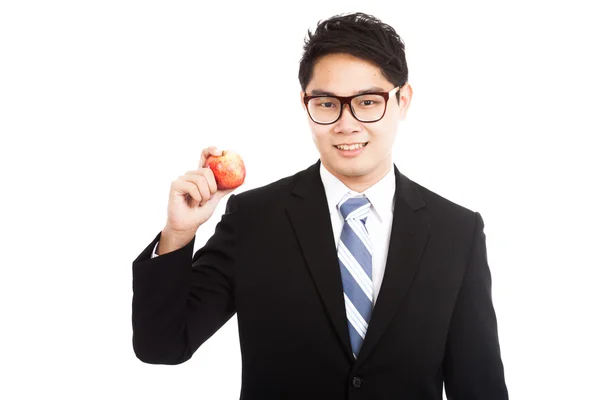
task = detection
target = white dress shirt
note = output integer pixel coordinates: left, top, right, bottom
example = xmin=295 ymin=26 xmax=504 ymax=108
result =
xmin=151 ymin=163 xmax=396 ymax=305
xmin=319 ymin=163 xmax=396 ymax=305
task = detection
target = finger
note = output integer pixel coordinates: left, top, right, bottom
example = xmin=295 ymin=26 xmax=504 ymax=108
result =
xmin=195 ymin=176 xmax=212 ymax=205
xmin=172 ymin=180 xmax=202 ymax=205
xmin=179 ymin=175 xmax=211 ymax=205
xmin=184 ymin=168 xmax=218 ymax=195
xmin=200 ymin=146 xmax=223 ymax=168
xmin=200 ymin=168 xmax=218 ymax=195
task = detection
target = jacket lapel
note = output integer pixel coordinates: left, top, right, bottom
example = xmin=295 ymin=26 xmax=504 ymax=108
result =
xmin=354 ymin=166 xmax=431 ymax=368
xmin=285 ymin=160 xmax=354 ymax=361
xmin=285 ymin=161 xmax=431 ymax=366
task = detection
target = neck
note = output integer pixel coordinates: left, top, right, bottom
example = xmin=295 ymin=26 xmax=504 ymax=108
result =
xmin=324 ymin=159 xmax=393 ymax=193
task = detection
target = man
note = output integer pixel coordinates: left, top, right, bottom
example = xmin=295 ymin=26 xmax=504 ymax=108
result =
xmin=132 ymin=12 xmax=509 ymax=399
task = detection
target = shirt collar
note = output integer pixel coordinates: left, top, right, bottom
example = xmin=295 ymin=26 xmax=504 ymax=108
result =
xmin=319 ymin=162 xmax=396 ymax=221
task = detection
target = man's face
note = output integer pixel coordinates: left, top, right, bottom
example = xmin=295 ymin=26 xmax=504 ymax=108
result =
xmin=301 ymin=53 xmax=412 ymax=188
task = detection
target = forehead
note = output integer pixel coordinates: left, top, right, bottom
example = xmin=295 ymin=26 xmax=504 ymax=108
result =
xmin=306 ymin=53 xmax=392 ymax=95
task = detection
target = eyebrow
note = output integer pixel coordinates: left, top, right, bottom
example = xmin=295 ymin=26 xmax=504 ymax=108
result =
xmin=308 ymin=87 xmax=386 ymax=96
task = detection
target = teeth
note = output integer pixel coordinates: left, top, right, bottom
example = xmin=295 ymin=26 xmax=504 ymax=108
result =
xmin=336 ymin=143 xmax=366 ymax=151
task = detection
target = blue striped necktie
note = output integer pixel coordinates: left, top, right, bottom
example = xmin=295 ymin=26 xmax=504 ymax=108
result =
xmin=337 ymin=195 xmax=373 ymax=359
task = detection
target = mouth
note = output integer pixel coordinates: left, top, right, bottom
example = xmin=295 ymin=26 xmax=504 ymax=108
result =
xmin=333 ymin=142 xmax=368 ymax=151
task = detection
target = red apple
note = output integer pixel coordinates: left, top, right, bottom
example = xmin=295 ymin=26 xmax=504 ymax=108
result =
xmin=206 ymin=150 xmax=246 ymax=190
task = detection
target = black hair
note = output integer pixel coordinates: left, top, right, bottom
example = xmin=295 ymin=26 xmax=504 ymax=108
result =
xmin=298 ymin=12 xmax=408 ymax=103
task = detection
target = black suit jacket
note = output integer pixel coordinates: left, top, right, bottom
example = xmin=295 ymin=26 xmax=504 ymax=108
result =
xmin=132 ymin=161 xmax=508 ymax=399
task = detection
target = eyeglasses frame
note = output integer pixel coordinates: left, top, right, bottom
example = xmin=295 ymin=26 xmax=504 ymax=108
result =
xmin=303 ymin=86 xmax=402 ymax=125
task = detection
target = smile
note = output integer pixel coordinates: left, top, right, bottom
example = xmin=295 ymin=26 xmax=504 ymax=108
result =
xmin=334 ymin=142 xmax=368 ymax=151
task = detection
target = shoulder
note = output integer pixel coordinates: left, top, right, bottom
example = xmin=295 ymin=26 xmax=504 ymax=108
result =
xmin=415 ymin=180 xmax=474 ymax=215
xmin=230 ymin=164 xmax=313 ymax=209
xmin=403 ymin=174 xmax=481 ymax=232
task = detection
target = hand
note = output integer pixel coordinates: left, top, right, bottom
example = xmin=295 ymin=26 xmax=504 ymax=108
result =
xmin=164 ymin=146 xmax=235 ymax=235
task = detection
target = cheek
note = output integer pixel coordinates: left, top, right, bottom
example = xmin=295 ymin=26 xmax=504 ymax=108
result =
xmin=311 ymin=126 xmax=331 ymax=145
xmin=369 ymin=125 xmax=397 ymax=149
xmin=376 ymin=115 xmax=400 ymax=139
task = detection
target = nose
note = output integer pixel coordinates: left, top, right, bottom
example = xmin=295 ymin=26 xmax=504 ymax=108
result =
xmin=336 ymin=104 xmax=361 ymax=133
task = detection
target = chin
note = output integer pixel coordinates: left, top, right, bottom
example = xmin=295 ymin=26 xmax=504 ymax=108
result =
xmin=330 ymin=162 xmax=372 ymax=178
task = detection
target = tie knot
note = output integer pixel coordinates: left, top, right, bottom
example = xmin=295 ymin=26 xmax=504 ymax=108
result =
xmin=338 ymin=195 xmax=371 ymax=221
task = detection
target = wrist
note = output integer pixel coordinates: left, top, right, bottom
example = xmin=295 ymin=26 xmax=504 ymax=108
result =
xmin=158 ymin=226 xmax=196 ymax=255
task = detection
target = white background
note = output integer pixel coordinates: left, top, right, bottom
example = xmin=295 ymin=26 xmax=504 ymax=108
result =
xmin=1 ymin=0 xmax=599 ymax=398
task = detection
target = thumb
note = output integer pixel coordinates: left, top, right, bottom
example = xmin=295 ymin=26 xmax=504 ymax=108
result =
xmin=211 ymin=188 xmax=235 ymax=203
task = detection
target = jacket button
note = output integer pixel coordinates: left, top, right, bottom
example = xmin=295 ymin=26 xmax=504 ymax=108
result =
xmin=351 ymin=376 xmax=363 ymax=388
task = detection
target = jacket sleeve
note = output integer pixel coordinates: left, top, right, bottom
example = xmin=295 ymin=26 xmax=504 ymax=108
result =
xmin=443 ymin=211 xmax=509 ymax=399
xmin=131 ymin=194 xmax=239 ymax=365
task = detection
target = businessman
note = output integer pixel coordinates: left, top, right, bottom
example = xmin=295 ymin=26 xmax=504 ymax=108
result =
xmin=132 ymin=12 xmax=509 ymax=399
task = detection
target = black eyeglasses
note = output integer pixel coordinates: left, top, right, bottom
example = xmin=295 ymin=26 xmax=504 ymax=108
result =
xmin=303 ymin=86 xmax=401 ymax=125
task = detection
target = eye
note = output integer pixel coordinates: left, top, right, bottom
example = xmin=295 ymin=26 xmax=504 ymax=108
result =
xmin=361 ymin=99 xmax=379 ymax=106
xmin=320 ymin=102 xmax=336 ymax=108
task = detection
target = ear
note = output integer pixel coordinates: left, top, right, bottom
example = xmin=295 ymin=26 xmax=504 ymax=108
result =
xmin=398 ymin=83 xmax=413 ymax=121
xmin=300 ymin=90 xmax=307 ymax=111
